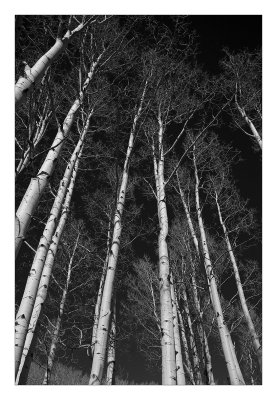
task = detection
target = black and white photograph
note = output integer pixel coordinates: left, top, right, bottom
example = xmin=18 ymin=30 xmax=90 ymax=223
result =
xmin=13 ymin=8 xmax=263 ymax=388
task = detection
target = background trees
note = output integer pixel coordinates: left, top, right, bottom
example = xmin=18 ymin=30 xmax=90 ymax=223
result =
xmin=15 ymin=15 xmax=262 ymax=385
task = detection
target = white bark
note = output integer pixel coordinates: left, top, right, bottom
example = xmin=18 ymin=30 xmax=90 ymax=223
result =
xmin=182 ymin=286 xmax=203 ymax=384
xmin=42 ymin=233 xmax=80 ymax=384
xmin=106 ymin=298 xmax=116 ymax=385
xmin=15 ymin=55 xmax=101 ymax=258
xmin=235 ymin=98 xmax=262 ymax=150
xmin=177 ymin=174 xmax=215 ymax=384
xmin=90 ymin=219 xmax=111 ymax=358
xmin=15 ymin=113 xmax=91 ymax=378
xmin=177 ymin=308 xmax=195 ymax=384
xmin=193 ymin=148 xmax=244 ymax=385
xmin=15 ymin=149 xmax=82 ymax=384
xmin=170 ymin=276 xmax=186 ymax=385
xmin=215 ymin=190 xmax=262 ymax=371
xmin=15 ymin=18 xmax=93 ymax=107
xmin=89 ymin=79 xmax=148 ymax=385
xmin=154 ymin=112 xmax=177 ymax=385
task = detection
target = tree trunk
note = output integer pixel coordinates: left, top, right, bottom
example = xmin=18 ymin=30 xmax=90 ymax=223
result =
xmin=90 ymin=218 xmax=111 ymax=358
xmin=177 ymin=308 xmax=195 ymax=384
xmin=152 ymin=112 xmax=177 ymax=385
xmin=235 ymin=99 xmax=262 ymax=150
xmin=193 ymin=147 xmax=244 ymax=385
xmin=42 ymin=233 xmax=80 ymax=384
xmin=15 ymin=18 xmax=92 ymax=107
xmin=15 ymin=148 xmax=82 ymax=383
xmin=215 ymin=190 xmax=262 ymax=372
xmin=106 ymin=298 xmax=116 ymax=385
xmin=89 ymin=79 xmax=148 ymax=385
xmin=15 ymin=54 xmax=101 ymax=258
xmin=15 ymin=112 xmax=91 ymax=378
xmin=170 ymin=274 xmax=186 ymax=384
xmin=177 ymin=174 xmax=215 ymax=384
xmin=182 ymin=285 xmax=203 ymax=384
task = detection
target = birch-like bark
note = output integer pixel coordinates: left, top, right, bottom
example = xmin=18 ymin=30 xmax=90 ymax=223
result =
xmin=182 ymin=286 xmax=203 ymax=384
xmin=153 ymin=112 xmax=177 ymax=385
xmin=90 ymin=219 xmax=111 ymax=358
xmin=42 ymin=233 xmax=80 ymax=384
xmin=193 ymin=147 xmax=244 ymax=385
xmin=15 ymin=113 xmax=91 ymax=378
xmin=15 ymin=17 xmax=94 ymax=107
xmin=177 ymin=173 xmax=215 ymax=384
xmin=177 ymin=308 xmax=195 ymax=384
xmin=215 ymin=190 xmax=262 ymax=371
xmin=235 ymin=97 xmax=262 ymax=150
xmin=15 ymin=54 xmax=101 ymax=258
xmin=89 ymin=79 xmax=148 ymax=385
xmin=170 ymin=276 xmax=186 ymax=385
xmin=15 ymin=149 xmax=82 ymax=384
xmin=106 ymin=298 xmax=116 ymax=385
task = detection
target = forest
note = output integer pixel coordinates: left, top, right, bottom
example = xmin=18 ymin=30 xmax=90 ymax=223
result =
xmin=15 ymin=15 xmax=262 ymax=385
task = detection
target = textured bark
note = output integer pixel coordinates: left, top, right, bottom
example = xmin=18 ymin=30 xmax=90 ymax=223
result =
xmin=106 ymin=298 xmax=116 ymax=385
xmin=154 ymin=113 xmax=177 ymax=385
xmin=42 ymin=233 xmax=80 ymax=384
xmin=177 ymin=308 xmax=195 ymax=384
xmin=170 ymin=275 xmax=186 ymax=384
xmin=215 ymin=190 xmax=262 ymax=372
xmin=15 ymin=149 xmax=82 ymax=383
xmin=235 ymin=98 xmax=262 ymax=150
xmin=182 ymin=286 xmax=203 ymax=384
xmin=15 ymin=18 xmax=93 ymax=107
xmin=193 ymin=147 xmax=244 ymax=385
xmin=15 ymin=114 xmax=91 ymax=378
xmin=177 ymin=174 xmax=215 ymax=384
xmin=90 ymin=219 xmax=111 ymax=358
xmin=15 ymin=55 xmax=101 ymax=258
xmin=89 ymin=80 xmax=148 ymax=385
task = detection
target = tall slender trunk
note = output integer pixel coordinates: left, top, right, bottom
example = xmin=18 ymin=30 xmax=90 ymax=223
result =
xmin=15 ymin=113 xmax=91 ymax=378
xmin=89 ymin=79 xmax=148 ymax=385
xmin=182 ymin=286 xmax=203 ymax=384
xmin=42 ymin=233 xmax=80 ymax=384
xmin=235 ymin=98 xmax=262 ymax=150
xmin=177 ymin=172 xmax=215 ymax=384
xmin=193 ymin=147 xmax=244 ymax=385
xmin=15 ymin=54 xmax=101 ymax=258
xmin=90 ymin=219 xmax=112 ymax=358
xmin=106 ymin=298 xmax=116 ymax=385
xmin=215 ymin=190 xmax=262 ymax=371
xmin=15 ymin=148 xmax=82 ymax=384
xmin=152 ymin=112 xmax=176 ymax=385
xmin=170 ymin=274 xmax=186 ymax=384
xmin=177 ymin=308 xmax=195 ymax=384
xmin=15 ymin=17 xmax=93 ymax=107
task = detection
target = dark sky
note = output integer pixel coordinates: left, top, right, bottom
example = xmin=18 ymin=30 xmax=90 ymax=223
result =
xmin=187 ymin=15 xmax=262 ymax=73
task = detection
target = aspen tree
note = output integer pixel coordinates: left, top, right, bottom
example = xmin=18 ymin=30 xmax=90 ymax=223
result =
xmin=176 ymin=172 xmax=215 ymax=384
xmin=170 ymin=274 xmax=186 ymax=384
xmin=182 ymin=285 xmax=202 ymax=384
xmin=15 ymin=146 xmax=83 ymax=384
xmin=214 ymin=189 xmax=262 ymax=371
xmin=106 ymin=298 xmax=116 ymax=385
xmin=15 ymin=112 xmax=92 ymax=378
xmin=15 ymin=15 xmax=97 ymax=107
xmin=89 ymin=78 xmax=149 ymax=385
xmin=43 ymin=232 xmax=80 ymax=384
xmin=176 ymin=307 xmax=195 ymax=384
xmin=193 ymin=146 xmax=245 ymax=385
